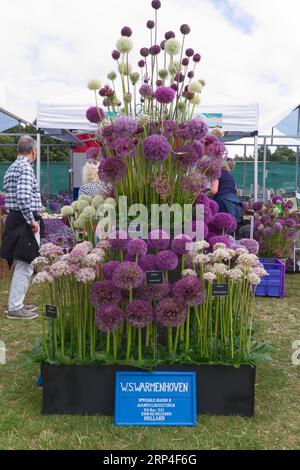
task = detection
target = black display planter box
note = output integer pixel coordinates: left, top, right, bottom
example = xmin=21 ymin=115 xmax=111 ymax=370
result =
xmin=41 ymin=363 xmax=256 ymax=418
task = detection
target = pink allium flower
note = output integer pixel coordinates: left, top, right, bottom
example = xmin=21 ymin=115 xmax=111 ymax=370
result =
xmin=32 ymin=272 xmax=54 ymax=285
xmin=75 ymin=268 xmax=96 ymax=283
xmin=49 ymin=262 xmax=72 ymax=278
xmin=113 ymin=116 xmax=138 ymax=137
xmin=127 ymin=239 xmax=148 ymax=257
xmin=98 ymin=157 xmax=126 ymax=183
xmin=172 ymin=234 xmax=193 ymax=255
xmin=112 ymin=262 xmax=144 ymax=290
xmin=186 ymin=118 xmax=208 ymax=139
xmin=156 ymin=298 xmax=186 ymax=327
xmin=125 ymin=300 xmax=153 ymax=328
xmin=157 ymin=250 xmax=179 ymax=271
xmin=173 ymin=276 xmax=204 ymax=306
xmin=96 ymin=304 xmax=122 ymax=333
xmin=139 ymin=84 xmax=153 ymax=97
xmin=154 ymin=86 xmax=176 ymax=104
xmin=103 ymin=261 xmax=122 ymax=280
xmin=86 ymin=106 xmax=105 ymax=124
xmin=40 ymin=243 xmax=64 ymax=259
xmin=90 ymin=280 xmax=122 ymax=309
xmin=239 ymin=239 xmax=259 ymax=255
xmin=138 ymin=254 xmax=159 ymax=271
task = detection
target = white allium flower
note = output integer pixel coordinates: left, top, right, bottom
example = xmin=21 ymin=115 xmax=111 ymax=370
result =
xmin=77 ymin=199 xmax=90 ymax=213
xmin=116 ymin=37 xmax=133 ymax=53
xmin=190 ymin=95 xmax=201 ymax=105
xmin=32 ymin=257 xmax=49 ymax=268
xmin=168 ymin=60 xmax=182 ymax=75
xmin=119 ymin=62 xmax=132 ymax=76
xmin=227 ymin=268 xmax=244 ymax=282
xmin=71 ymin=201 xmax=78 ymax=212
xmin=165 ymin=38 xmax=181 ymax=56
xmin=203 ymin=272 xmax=217 ymax=283
xmin=83 ymin=253 xmax=101 ymax=267
xmin=138 ymin=114 xmax=151 ymax=127
xmin=192 ymin=240 xmax=209 ymax=252
xmin=104 ymin=198 xmax=116 ymax=207
xmin=247 ymin=273 xmax=261 ymax=286
xmin=237 ymin=254 xmax=260 ymax=268
xmin=107 ymin=71 xmax=117 ymax=81
xmin=194 ymin=254 xmax=210 ymax=265
xmin=87 ymin=80 xmax=102 ymax=91
xmin=213 ymin=243 xmax=227 ymax=250
xmin=210 ymin=263 xmax=229 ymax=276
xmin=188 ymin=81 xmax=203 ymax=94
xmin=253 ymin=266 xmax=269 ymax=277
xmin=82 ymin=206 xmax=96 ymax=219
xmin=91 ymin=248 xmax=106 ymax=260
xmin=32 ymin=272 xmax=54 ymax=285
xmin=235 ymin=247 xmax=249 ymax=256
xmin=92 ymin=196 xmax=104 ymax=209
xmin=61 ymin=206 xmax=74 ymax=217
xmin=211 ymin=248 xmax=232 ymax=262
xmin=182 ymin=269 xmax=197 ymax=278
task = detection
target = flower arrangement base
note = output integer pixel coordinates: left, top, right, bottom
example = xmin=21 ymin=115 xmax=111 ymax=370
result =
xmin=41 ymin=363 xmax=256 ymax=418
xmin=256 ymin=258 xmax=285 ymax=298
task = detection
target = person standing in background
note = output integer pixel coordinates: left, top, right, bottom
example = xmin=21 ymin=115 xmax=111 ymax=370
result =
xmin=1 ymin=136 xmax=44 ymax=320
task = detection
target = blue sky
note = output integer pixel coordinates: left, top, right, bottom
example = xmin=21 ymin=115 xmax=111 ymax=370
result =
xmin=210 ymin=0 xmax=255 ymax=34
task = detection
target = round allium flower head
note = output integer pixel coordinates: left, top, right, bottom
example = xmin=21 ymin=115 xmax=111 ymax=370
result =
xmin=61 ymin=205 xmax=74 ymax=217
xmin=156 ymin=298 xmax=186 ymax=327
xmin=209 ymin=199 xmax=219 ymax=216
xmin=252 ymin=201 xmax=263 ymax=212
xmin=121 ymin=26 xmax=132 ymax=37
xmin=147 ymin=20 xmax=155 ymax=29
xmin=272 ymin=195 xmax=283 ymax=205
xmin=285 ymin=218 xmax=297 ymax=228
xmin=194 ymin=192 xmax=210 ymax=207
xmin=86 ymin=106 xmax=105 ymax=124
xmin=157 ymin=250 xmax=179 ymax=271
xmin=103 ymin=261 xmax=122 ymax=280
xmin=98 ymin=157 xmax=125 ymax=184
xmin=140 ymin=47 xmax=150 ymax=57
xmin=86 ymin=147 xmax=100 ymax=163
xmin=172 ymin=234 xmax=193 ymax=255
xmin=186 ymin=118 xmax=209 ymax=139
xmin=87 ymin=79 xmax=102 ymax=91
xmin=193 ymin=53 xmax=201 ymax=62
xmin=138 ymin=281 xmax=170 ymax=302
xmin=154 ymin=86 xmax=176 ymax=104
xmin=32 ymin=272 xmax=54 ymax=285
xmin=180 ymin=24 xmax=191 ymax=35
xmin=112 ymin=262 xmax=144 ymax=290
xmin=109 ymin=230 xmax=129 ymax=250
xmin=151 ymin=0 xmax=161 ymax=9
xmin=273 ymin=222 xmax=283 ymax=232
xmin=150 ymin=45 xmax=161 ymax=55
xmin=139 ymin=84 xmax=153 ymax=97
xmin=165 ymin=38 xmax=181 ymax=56
xmin=156 ymin=80 xmax=163 ymax=87
xmin=207 ymin=142 xmax=227 ymax=159
xmin=130 ymin=72 xmax=140 ymax=85
xmin=191 ymin=95 xmax=201 ymax=105
xmin=96 ymin=304 xmax=122 ymax=333
xmin=239 ymin=239 xmax=259 ymax=255
xmin=112 ymin=50 xmax=121 ymax=60
xmin=75 ymin=268 xmax=96 ymax=283
xmin=90 ymin=280 xmax=122 ymax=309
xmin=173 ymin=144 xmax=201 ymax=167
xmin=171 ymin=83 xmax=179 ymax=92
xmin=187 ymin=71 xmax=194 ymax=79
xmin=188 ymin=81 xmax=203 ymax=94
xmin=116 ymin=37 xmax=133 ymax=53
xmin=173 ymin=276 xmax=204 ymax=306
xmin=213 ymin=213 xmax=237 ymax=233
xmin=186 ymin=48 xmax=194 ymax=57
xmin=148 ymin=229 xmax=170 ymax=251
xmin=175 ymin=72 xmax=185 ymax=83
xmin=181 ymin=172 xmax=206 ymax=194
xmin=198 ymin=159 xmax=222 ymax=180
xmin=182 ymin=57 xmax=189 ymax=66
xmin=125 ymin=300 xmax=153 ymax=328
xmin=208 ymin=235 xmax=232 ymax=249
xmin=138 ymin=59 xmax=145 ymax=68
xmin=165 ymin=31 xmax=176 ymax=40
xmin=113 ymin=116 xmax=138 ymax=137
xmin=144 ymin=135 xmax=171 ymax=161
xmin=127 ymin=239 xmax=148 ymax=257
xmin=138 ymin=254 xmax=159 ymax=272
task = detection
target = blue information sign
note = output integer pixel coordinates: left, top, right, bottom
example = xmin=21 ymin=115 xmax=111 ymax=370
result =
xmin=115 ymin=372 xmax=197 ymax=427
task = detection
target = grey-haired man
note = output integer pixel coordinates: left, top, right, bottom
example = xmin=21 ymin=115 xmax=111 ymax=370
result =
xmin=1 ymin=135 xmax=44 ymax=320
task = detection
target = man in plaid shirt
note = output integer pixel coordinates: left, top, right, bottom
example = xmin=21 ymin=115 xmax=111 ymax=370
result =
xmin=1 ymin=136 xmax=43 ymax=320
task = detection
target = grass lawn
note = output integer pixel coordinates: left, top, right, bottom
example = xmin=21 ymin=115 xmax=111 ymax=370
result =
xmin=0 ymin=275 xmax=299 ymax=450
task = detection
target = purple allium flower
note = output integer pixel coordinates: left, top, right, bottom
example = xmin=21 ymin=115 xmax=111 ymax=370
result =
xmin=239 ymin=239 xmax=259 ymax=255
xmin=110 ymin=137 xmax=137 ymax=158
xmin=263 ymin=227 xmax=273 ymax=237
xmin=207 ymin=142 xmax=227 ymax=159
xmin=180 ymin=24 xmax=191 ymax=35
xmin=165 ymin=31 xmax=175 ymax=40
xmin=127 ymin=239 xmax=148 ymax=257
xmin=86 ymin=106 xmax=105 ymax=124
xmin=173 ymin=144 xmax=201 ymax=167
xmin=151 ymin=0 xmax=161 ymax=9
xmin=260 ymin=214 xmax=271 ymax=225
xmin=273 ymin=222 xmax=283 ymax=232
xmin=198 ymin=160 xmax=222 ymax=180
xmin=109 ymin=230 xmax=129 ymax=250
xmin=99 ymin=86 xmax=114 ymax=97
xmin=96 ymin=304 xmax=122 ymax=333
xmin=285 ymin=218 xmax=296 ymax=228
xmin=209 ymin=199 xmax=219 ymax=216
xmin=186 ymin=118 xmax=209 ymax=139
xmin=86 ymin=147 xmax=100 ymax=163
xmin=125 ymin=300 xmax=153 ymax=328
xmin=170 ymin=83 xmax=179 ymax=92
xmin=125 ymin=253 xmax=136 ymax=262
xmin=153 ymin=175 xmax=171 ymax=199
xmin=138 ymin=281 xmax=170 ymax=302
xmin=150 ymin=45 xmax=161 ymax=55
xmin=98 ymin=157 xmax=125 ymax=184
xmin=173 ymin=276 xmax=204 ymax=306
xmin=113 ymin=116 xmax=138 ymax=137
xmin=146 ymin=20 xmax=155 ymax=29
xmin=49 ymin=201 xmax=59 ymax=212
xmin=140 ymin=47 xmax=150 ymax=57
xmin=285 ymin=200 xmax=294 ymax=210
xmin=154 ymin=86 xmax=176 ymax=104
xmin=139 ymin=84 xmax=153 ymax=97
xmin=121 ymin=26 xmax=132 ymax=37
xmin=161 ymin=119 xmax=177 ymax=137
xmin=203 ymin=206 xmax=213 ymax=224
xmin=172 ymin=234 xmax=193 ymax=255
xmin=193 ymin=53 xmax=201 ymax=62
xmin=147 ymin=229 xmax=170 ymax=251
xmin=187 ymin=71 xmax=194 ymax=79
xmin=208 ymin=235 xmax=232 ymax=249
xmin=252 ymin=201 xmax=263 ymax=212
xmin=156 ymin=80 xmax=163 ymax=87
xmin=194 ymin=193 xmax=210 ymax=207
xmin=90 ymin=280 xmax=122 ymax=309
xmin=138 ymin=254 xmax=159 ymax=272
xmin=213 ymin=213 xmax=237 ymax=233
xmin=182 ymin=57 xmax=189 ymax=66
xmin=175 ymin=72 xmax=185 ymax=83
xmin=156 ymin=298 xmax=186 ymax=327
xmin=181 ymin=173 xmax=207 ymax=193
xmin=185 ymin=48 xmax=194 ymax=57
xmin=112 ymin=50 xmax=121 ymax=60
xmin=160 ymin=40 xmax=166 ymax=50
xmin=112 ymin=262 xmax=144 ymax=290
xmin=144 ymin=135 xmax=171 ymax=161
xmin=272 ymin=195 xmax=283 ymax=205
xmin=103 ymin=261 xmax=122 ymax=280
xmin=157 ymin=250 xmax=179 ymax=271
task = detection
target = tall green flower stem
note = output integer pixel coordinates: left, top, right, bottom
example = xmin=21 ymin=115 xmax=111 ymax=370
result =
xmin=168 ymin=327 xmax=173 ymax=354
xmin=185 ymin=306 xmax=191 ymax=353
xmin=173 ymin=326 xmax=181 ymax=355
xmin=40 ymin=287 xmax=50 ymax=361
xmin=138 ymin=327 xmax=143 ymax=365
xmin=113 ymin=330 xmax=118 ymax=361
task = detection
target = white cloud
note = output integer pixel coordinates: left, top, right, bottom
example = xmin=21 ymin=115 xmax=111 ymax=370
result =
xmin=0 ymin=0 xmax=300 ymax=131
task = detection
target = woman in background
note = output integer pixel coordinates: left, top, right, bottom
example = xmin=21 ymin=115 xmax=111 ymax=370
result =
xmin=209 ymin=158 xmax=243 ymax=225
xmin=79 ymin=162 xmax=112 ymax=199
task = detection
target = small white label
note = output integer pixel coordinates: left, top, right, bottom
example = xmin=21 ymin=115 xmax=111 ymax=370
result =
xmin=0 ymin=341 xmax=6 ymax=365
xmin=292 ymin=340 xmax=300 ymax=365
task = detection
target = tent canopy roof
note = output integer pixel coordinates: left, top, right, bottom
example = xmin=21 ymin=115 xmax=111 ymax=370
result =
xmin=0 ymin=106 xmax=32 ymax=132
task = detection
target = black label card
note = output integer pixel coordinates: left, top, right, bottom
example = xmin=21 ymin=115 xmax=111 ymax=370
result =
xmin=212 ymin=283 xmax=228 ymax=297
xmin=146 ymin=271 xmax=164 ymax=286
xmin=45 ymin=305 xmax=57 ymax=319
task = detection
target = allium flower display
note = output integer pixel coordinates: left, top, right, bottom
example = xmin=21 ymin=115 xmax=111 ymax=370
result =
xmin=156 ymin=298 xmax=186 ymax=327
xmin=125 ymin=300 xmax=153 ymax=328
xmin=181 ymin=172 xmax=207 ymax=193
xmin=109 ymin=230 xmax=129 ymax=250
xmin=139 ymin=84 xmax=153 ymax=97
xmin=147 ymin=229 xmax=170 ymax=251
xmin=186 ymin=118 xmax=208 ymax=139
xmin=173 ymin=144 xmax=202 ymax=167
xmin=212 ymin=213 xmax=237 ymax=234
xmin=103 ymin=261 xmax=122 ymax=279
xmin=154 ymin=86 xmax=176 ymax=104
xmin=138 ymin=280 xmax=170 ymax=302
xmin=172 ymin=234 xmax=193 ymax=255
xmin=112 ymin=262 xmax=144 ymax=290
xmin=75 ymin=268 xmax=96 ymax=283
xmin=39 ymin=243 xmax=64 ymax=260
xmin=138 ymin=254 xmax=159 ymax=271
xmin=86 ymin=106 xmax=105 ymax=123
xmin=209 ymin=199 xmax=219 ymax=216
xmin=113 ymin=116 xmax=138 ymax=137
xmin=198 ymin=159 xmax=222 ymax=180
xmin=95 ymin=304 xmax=122 ymax=333
xmin=127 ymin=239 xmax=148 ymax=257
xmin=239 ymin=239 xmax=259 ymax=255
xmin=98 ymin=157 xmax=126 ymax=184
xmin=208 ymin=235 xmax=232 ymax=249
xmin=173 ymin=276 xmax=204 ymax=306
xmin=156 ymin=250 xmax=179 ymax=271
xmin=90 ymin=280 xmax=122 ymax=309
xmin=144 ymin=135 xmax=171 ymax=161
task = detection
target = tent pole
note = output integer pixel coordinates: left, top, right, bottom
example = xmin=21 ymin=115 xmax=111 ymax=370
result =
xmin=36 ymin=132 xmax=41 ymax=190
xmin=254 ymin=133 xmax=258 ymax=201
xmin=263 ymin=137 xmax=267 ymax=202
xmin=243 ymin=145 xmax=247 ymax=195
xmin=296 ymin=146 xmax=299 ymax=193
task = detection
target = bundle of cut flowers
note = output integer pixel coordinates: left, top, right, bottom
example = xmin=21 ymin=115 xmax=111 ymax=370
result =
xmin=252 ymin=196 xmax=300 ymax=260
xmin=85 ymin=0 xmax=227 ymax=209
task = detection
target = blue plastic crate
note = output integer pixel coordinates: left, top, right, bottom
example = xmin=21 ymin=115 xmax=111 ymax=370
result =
xmin=256 ymin=258 xmax=285 ymax=298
